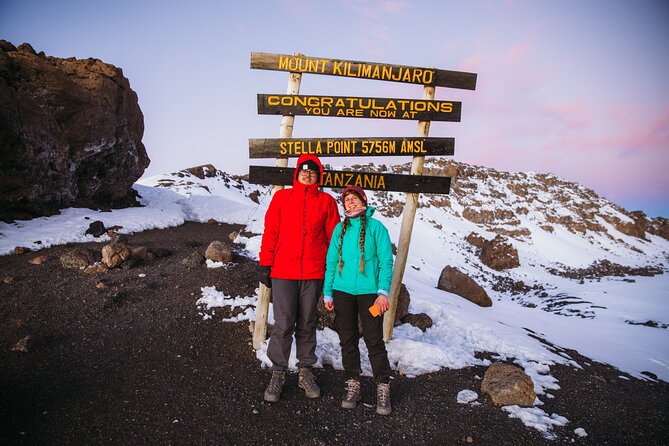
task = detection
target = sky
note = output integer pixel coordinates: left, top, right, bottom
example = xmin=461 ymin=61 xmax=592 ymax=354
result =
xmin=2 ymin=0 xmax=668 ymax=217
xmin=0 ymin=170 xmax=667 ymax=440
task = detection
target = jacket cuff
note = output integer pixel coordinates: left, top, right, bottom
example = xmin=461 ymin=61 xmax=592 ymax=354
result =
xmin=323 ymin=295 xmax=333 ymax=303
xmin=377 ymin=290 xmax=389 ymax=297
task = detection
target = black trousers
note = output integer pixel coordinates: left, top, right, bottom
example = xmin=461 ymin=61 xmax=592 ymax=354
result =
xmin=333 ymin=290 xmax=391 ymax=384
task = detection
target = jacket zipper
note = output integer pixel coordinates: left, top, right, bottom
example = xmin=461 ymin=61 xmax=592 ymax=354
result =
xmin=300 ymin=190 xmax=306 ymax=278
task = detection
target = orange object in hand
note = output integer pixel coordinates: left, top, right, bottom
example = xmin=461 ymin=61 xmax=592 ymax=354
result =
xmin=369 ymin=303 xmax=381 ymax=317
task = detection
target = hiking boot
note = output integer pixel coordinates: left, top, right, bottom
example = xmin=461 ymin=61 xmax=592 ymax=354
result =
xmin=298 ymin=367 xmax=321 ymax=398
xmin=341 ymin=378 xmax=361 ymax=409
xmin=376 ymin=382 xmax=391 ymax=415
xmin=264 ymin=370 xmax=285 ymax=402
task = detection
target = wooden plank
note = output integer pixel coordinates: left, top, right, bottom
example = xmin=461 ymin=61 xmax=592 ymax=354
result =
xmin=253 ymin=64 xmax=303 ymax=352
xmin=248 ymin=166 xmax=451 ymax=194
xmin=258 ymin=94 xmax=461 ymax=122
xmin=251 ymin=52 xmax=477 ymax=90
xmin=249 ymin=137 xmax=455 ymax=158
xmin=384 ymin=84 xmax=435 ymax=342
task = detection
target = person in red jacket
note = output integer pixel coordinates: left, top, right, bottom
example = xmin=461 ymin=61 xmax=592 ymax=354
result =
xmin=258 ymin=154 xmax=340 ymax=402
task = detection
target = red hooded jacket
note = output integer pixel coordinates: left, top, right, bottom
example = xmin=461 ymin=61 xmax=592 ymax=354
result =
xmin=259 ymin=154 xmax=341 ymax=280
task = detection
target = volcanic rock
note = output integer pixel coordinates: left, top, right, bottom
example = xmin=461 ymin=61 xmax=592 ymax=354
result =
xmin=437 ymin=266 xmax=492 ymax=307
xmin=0 ymin=40 xmax=149 ymax=221
xmin=481 ymin=362 xmax=536 ymax=407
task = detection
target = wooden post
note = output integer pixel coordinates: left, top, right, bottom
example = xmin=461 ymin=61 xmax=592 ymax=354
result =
xmin=252 ymin=61 xmax=303 ymax=350
xmin=383 ymin=85 xmax=435 ymax=342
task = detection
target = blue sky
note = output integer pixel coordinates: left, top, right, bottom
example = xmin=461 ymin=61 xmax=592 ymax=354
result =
xmin=2 ymin=0 xmax=668 ymax=216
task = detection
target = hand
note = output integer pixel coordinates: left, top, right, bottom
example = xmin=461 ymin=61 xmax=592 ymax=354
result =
xmin=374 ymin=295 xmax=390 ymax=314
xmin=325 ymin=301 xmax=334 ymax=312
xmin=258 ymin=265 xmax=272 ymax=288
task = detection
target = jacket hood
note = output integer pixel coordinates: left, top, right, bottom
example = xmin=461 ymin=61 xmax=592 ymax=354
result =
xmin=293 ymin=154 xmax=324 ymax=187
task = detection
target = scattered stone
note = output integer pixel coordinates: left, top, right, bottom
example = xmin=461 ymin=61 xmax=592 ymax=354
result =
xmin=11 ymin=335 xmax=32 ymax=353
xmin=481 ymin=362 xmax=536 ymax=407
xmin=248 ymin=190 xmax=261 ymax=204
xmin=204 ymin=240 xmax=233 ymax=263
xmin=229 ymin=231 xmax=239 ymax=242
xmin=29 ymin=255 xmax=49 ymax=265
xmin=182 ymin=252 xmax=205 ymax=269
xmin=400 ymin=313 xmax=433 ymax=331
xmin=207 ymin=218 xmax=218 ymax=225
xmin=3 ymin=276 xmax=15 ymax=284
xmin=96 ymin=281 xmax=108 ymax=289
xmin=85 ymin=262 xmax=109 ymax=274
xmin=85 ymin=220 xmax=107 ymax=237
xmin=60 ymin=248 xmax=98 ymax=269
xmin=101 ymin=243 xmax=131 ymax=268
xmin=12 ymin=247 xmax=31 ymax=255
xmin=437 ymin=266 xmax=492 ymax=307
xmin=130 ymin=246 xmax=149 ymax=261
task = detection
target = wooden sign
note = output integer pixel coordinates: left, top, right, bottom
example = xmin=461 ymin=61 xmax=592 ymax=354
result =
xmin=251 ymin=52 xmax=477 ymax=90
xmin=249 ymin=166 xmax=451 ymax=194
xmin=249 ymin=137 xmax=454 ymax=158
xmin=258 ymin=94 xmax=461 ymax=121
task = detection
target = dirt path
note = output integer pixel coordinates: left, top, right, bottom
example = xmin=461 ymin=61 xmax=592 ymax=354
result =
xmin=1 ymin=222 xmax=667 ymax=445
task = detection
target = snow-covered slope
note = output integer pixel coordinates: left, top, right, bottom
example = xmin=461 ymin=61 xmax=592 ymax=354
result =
xmin=1 ymin=160 xmax=667 ymax=439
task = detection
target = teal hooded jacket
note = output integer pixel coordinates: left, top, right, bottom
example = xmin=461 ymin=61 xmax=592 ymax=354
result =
xmin=323 ymin=206 xmax=394 ymax=300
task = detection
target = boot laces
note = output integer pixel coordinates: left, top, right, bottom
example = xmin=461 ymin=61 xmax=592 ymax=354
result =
xmin=268 ymin=371 xmax=284 ymax=393
xmin=345 ymin=378 xmax=361 ymax=400
xmin=299 ymin=368 xmax=317 ymax=390
xmin=377 ymin=382 xmax=390 ymax=406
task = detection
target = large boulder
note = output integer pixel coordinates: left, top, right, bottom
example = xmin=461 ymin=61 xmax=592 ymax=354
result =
xmin=0 ymin=41 xmax=149 ymax=221
xmin=437 ymin=266 xmax=492 ymax=307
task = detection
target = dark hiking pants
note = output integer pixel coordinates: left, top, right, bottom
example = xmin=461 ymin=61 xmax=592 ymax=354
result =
xmin=333 ymin=290 xmax=392 ymax=383
xmin=267 ymin=278 xmax=322 ymax=371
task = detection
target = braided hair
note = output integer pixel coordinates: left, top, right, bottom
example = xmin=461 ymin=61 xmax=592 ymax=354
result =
xmin=337 ymin=215 xmax=366 ymax=274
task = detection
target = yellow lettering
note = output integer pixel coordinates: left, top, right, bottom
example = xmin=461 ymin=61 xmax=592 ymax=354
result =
xmin=267 ymin=95 xmax=280 ymax=106
xmin=333 ymin=61 xmax=344 ymax=75
xmin=381 ymin=66 xmax=392 ymax=80
xmin=440 ymin=102 xmax=453 ymax=113
xmin=360 ymin=64 xmax=372 ymax=77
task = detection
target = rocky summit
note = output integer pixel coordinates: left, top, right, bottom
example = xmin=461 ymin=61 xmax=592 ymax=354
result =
xmin=0 ymin=40 xmax=149 ymax=221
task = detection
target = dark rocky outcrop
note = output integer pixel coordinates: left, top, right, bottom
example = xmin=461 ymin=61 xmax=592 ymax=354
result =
xmin=0 ymin=40 xmax=149 ymax=221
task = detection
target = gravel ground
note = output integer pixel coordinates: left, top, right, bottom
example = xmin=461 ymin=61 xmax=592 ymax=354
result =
xmin=1 ymin=222 xmax=667 ymax=445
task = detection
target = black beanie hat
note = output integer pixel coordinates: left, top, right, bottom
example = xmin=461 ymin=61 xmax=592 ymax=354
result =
xmin=297 ymin=159 xmax=320 ymax=181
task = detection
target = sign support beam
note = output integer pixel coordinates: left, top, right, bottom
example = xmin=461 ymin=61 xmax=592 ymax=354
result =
xmin=383 ymin=85 xmax=435 ymax=341
xmin=253 ymin=62 xmax=303 ymax=351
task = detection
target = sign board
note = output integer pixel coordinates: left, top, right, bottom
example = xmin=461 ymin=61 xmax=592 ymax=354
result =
xmin=258 ymin=94 xmax=461 ymax=121
xmin=249 ymin=137 xmax=454 ymax=158
xmin=251 ymin=52 xmax=477 ymax=90
xmin=249 ymin=166 xmax=451 ymax=194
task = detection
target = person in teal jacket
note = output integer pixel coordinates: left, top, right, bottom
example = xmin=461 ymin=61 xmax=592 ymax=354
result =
xmin=323 ymin=185 xmax=394 ymax=415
